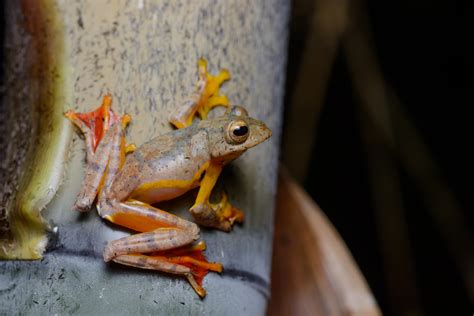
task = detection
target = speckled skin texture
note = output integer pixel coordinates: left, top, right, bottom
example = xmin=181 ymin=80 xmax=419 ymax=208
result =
xmin=0 ymin=0 xmax=288 ymax=314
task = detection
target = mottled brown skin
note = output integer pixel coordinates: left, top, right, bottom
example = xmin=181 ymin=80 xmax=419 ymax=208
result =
xmin=106 ymin=109 xmax=271 ymax=205
xmin=65 ymin=59 xmax=272 ymax=298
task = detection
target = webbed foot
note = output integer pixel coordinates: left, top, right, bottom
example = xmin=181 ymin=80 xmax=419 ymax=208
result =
xmin=112 ymin=241 xmax=222 ymax=298
xmin=169 ymin=58 xmax=230 ymax=129
xmin=190 ymin=191 xmax=244 ymax=232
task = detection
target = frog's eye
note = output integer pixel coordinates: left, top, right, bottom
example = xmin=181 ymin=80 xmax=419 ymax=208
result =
xmin=226 ymin=120 xmax=249 ymax=144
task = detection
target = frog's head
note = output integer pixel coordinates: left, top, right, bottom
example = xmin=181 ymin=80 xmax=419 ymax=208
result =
xmin=201 ymin=106 xmax=272 ymax=164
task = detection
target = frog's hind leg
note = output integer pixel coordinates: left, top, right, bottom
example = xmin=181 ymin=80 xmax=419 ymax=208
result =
xmin=95 ymin=132 xmax=222 ymax=297
xmin=66 ymin=95 xmax=132 ymax=211
xmin=72 ymin=123 xmax=122 ymax=211
xmin=169 ymin=58 xmax=230 ymax=129
xmin=98 ymin=199 xmax=222 ymax=297
xmin=112 ymin=241 xmax=213 ymax=297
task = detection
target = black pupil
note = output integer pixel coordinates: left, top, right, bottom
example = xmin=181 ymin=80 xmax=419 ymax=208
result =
xmin=233 ymin=125 xmax=248 ymax=137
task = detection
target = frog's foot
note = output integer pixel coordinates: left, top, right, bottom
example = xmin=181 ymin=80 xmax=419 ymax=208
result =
xmin=154 ymin=240 xmax=222 ymax=297
xmin=65 ymin=96 xmax=132 ymax=211
xmin=169 ymin=58 xmax=230 ymax=129
xmin=190 ymin=191 xmax=245 ymax=232
xmin=65 ymin=95 xmax=125 ymax=160
xmin=99 ymin=199 xmax=222 ymax=298
xmin=112 ymin=245 xmax=222 ymax=298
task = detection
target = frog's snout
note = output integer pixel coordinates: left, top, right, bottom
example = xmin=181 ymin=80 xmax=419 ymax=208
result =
xmin=247 ymin=118 xmax=272 ymax=148
xmin=258 ymin=122 xmax=272 ymax=141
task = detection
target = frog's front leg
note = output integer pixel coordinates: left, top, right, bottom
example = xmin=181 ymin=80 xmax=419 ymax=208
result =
xmin=190 ymin=162 xmax=245 ymax=232
xmin=169 ymin=58 xmax=230 ymax=129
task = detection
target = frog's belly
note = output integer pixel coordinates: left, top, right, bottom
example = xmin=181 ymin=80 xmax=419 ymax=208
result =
xmin=130 ymin=181 xmax=200 ymax=204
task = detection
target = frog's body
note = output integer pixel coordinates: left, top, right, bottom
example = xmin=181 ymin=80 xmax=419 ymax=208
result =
xmin=109 ymin=114 xmax=269 ymax=206
xmin=107 ymin=127 xmax=209 ymax=205
xmin=65 ymin=59 xmax=271 ymax=298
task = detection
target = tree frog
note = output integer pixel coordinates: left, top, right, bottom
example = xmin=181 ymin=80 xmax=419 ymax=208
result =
xmin=65 ymin=59 xmax=272 ymax=297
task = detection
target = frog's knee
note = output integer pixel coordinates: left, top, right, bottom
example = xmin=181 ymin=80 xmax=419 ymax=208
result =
xmin=96 ymin=199 xmax=114 ymax=218
xmin=73 ymin=199 xmax=92 ymax=212
xmin=188 ymin=222 xmax=200 ymax=239
xmin=103 ymin=242 xmax=116 ymax=262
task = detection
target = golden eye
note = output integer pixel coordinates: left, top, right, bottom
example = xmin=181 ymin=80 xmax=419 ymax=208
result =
xmin=226 ymin=120 xmax=249 ymax=144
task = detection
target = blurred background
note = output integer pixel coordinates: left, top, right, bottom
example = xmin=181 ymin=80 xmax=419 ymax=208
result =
xmin=281 ymin=0 xmax=473 ymax=314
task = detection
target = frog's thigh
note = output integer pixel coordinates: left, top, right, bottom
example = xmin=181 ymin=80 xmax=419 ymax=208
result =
xmin=101 ymin=199 xmax=200 ymax=259
xmin=99 ymin=199 xmax=197 ymax=233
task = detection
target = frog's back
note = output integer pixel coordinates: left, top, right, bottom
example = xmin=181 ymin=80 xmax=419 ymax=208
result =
xmin=109 ymin=126 xmax=210 ymax=204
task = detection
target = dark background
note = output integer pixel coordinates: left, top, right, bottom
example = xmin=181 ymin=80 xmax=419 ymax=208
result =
xmin=282 ymin=0 xmax=473 ymax=315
